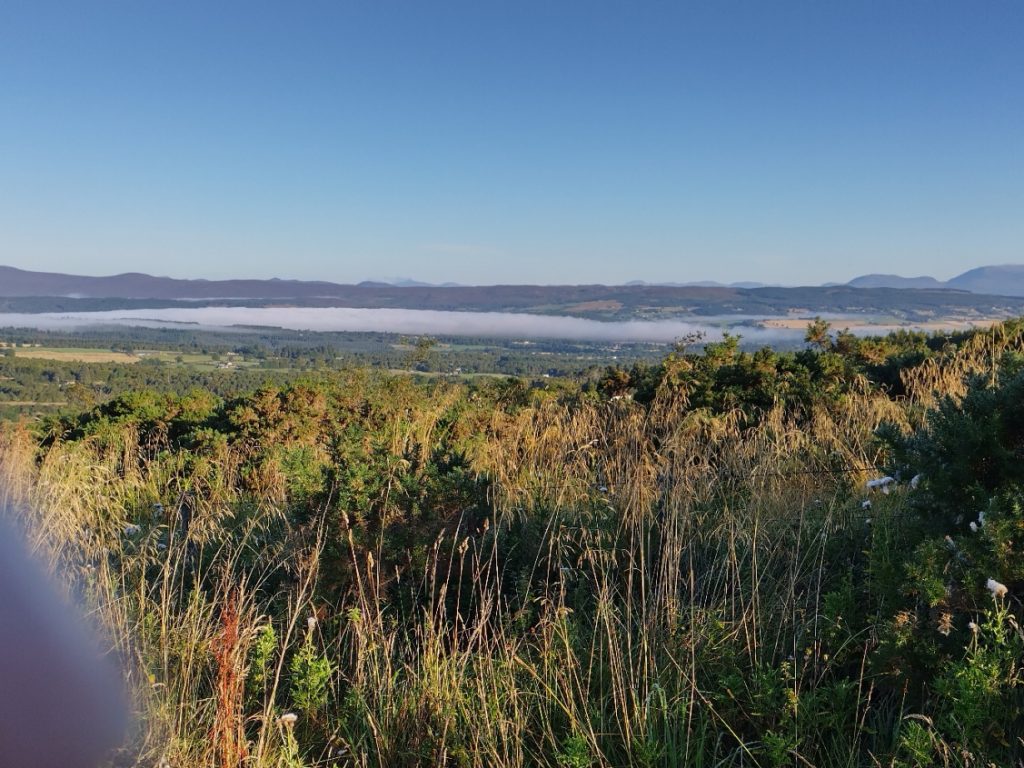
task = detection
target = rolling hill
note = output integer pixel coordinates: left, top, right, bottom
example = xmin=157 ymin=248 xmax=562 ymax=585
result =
xmin=3 ymin=264 xmax=1024 ymax=321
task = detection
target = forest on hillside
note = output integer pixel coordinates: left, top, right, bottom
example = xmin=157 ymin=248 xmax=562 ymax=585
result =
xmin=3 ymin=319 xmax=1024 ymax=766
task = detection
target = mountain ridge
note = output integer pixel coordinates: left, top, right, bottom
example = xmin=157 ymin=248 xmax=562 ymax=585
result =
xmin=5 ymin=263 xmax=1024 ymax=298
xmin=4 ymin=264 xmax=1024 ymax=321
xmin=846 ymin=274 xmax=946 ymax=290
xmin=844 ymin=264 xmax=1024 ymax=296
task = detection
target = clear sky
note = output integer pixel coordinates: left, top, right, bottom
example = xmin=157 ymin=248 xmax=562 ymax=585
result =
xmin=1 ymin=2 xmax=1021 ymax=286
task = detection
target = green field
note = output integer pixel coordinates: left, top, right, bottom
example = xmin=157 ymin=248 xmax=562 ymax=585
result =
xmin=5 ymin=344 xmax=263 ymax=368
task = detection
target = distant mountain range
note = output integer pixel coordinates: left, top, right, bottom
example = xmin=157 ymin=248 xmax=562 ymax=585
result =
xmin=625 ymin=280 xmax=771 ymax=289
xmin=361 ymin=278 xmax=463 ymax=288
xmin=846 ymin=265 xmax=1024 ymax=296
xmin=3 ymin=263 xmax=1024 ymax=299
xmin=368 ymin=266 xmax=1024 ymax=296
xmin=2 ymin=264 xmax=1024 ymax=321
xmin=846 ymin=274 xmax=946 ymax=290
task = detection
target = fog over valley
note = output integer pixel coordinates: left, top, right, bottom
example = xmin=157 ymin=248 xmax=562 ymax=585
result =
xmin=0 ymin=306 xmax=812 ymax=344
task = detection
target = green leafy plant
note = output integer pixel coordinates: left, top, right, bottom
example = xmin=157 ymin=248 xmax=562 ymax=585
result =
xmin=289 ymin=631 xmax=334 ymax=719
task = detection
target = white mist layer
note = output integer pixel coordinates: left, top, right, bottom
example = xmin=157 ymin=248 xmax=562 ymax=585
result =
xmin=0 ymin=306 xmax=806 ymax=343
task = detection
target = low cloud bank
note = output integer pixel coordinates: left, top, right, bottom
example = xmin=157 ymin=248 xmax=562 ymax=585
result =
xmin=0 ymin=306 xmax=806 ymax=344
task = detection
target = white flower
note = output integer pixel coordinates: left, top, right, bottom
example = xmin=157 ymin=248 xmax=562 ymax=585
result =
xmin=278 ymin=712 xmax=298 ymax=726
xmin=970 ymin=522 xmax=978 ymax=533
xmin=909 ymin=474 xmax=921 ymax=490
xmin=986 ymin=578 xmax=1008 ymax=599
xmin=866 ymin=476 xmax=895 ymax=492
xmin=861 ymin=500 xmax=872 ymax=510
xmin=306 ymin=615 xmax=317 ymax=631
xmin=968 ymin=621 xmax=979 ymax=634
xmin=865 ymin=517 xmax=872 ymax=525
xmin=977 ymin=511 xmax=986 ymax=527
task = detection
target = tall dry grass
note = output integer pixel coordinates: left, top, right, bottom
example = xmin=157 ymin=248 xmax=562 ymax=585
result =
xmin=4 ymin=327 xmax=1015 ymax=766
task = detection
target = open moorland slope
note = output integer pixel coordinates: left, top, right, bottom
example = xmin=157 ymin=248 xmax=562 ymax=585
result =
xmin=3 ymin=319 xmax=1024 ymax=765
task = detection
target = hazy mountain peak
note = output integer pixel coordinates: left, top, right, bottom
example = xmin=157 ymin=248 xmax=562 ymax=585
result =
xmin=947 ymin=265 xmax=1024 ymax=296
xmin=844 ymin=265 xmax=1024 ymax=297
xmin=847 ymin=274 xmax=945 ymax=289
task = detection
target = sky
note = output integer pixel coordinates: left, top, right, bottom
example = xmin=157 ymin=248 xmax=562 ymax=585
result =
xmin=1 ymin=1 xmax=1021 ymax=286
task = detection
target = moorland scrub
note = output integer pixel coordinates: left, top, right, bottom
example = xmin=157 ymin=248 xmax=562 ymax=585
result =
xmin=3 ymin=321 xmax=1024 ymax=767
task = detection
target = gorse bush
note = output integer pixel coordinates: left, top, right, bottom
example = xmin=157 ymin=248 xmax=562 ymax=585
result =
xmin=4 ymin=320 xmax=1024 ymax=766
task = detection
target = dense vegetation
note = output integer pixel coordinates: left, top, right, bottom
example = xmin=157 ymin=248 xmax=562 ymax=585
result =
xmin=3 ymin=319 xmax=1024 ymax=766
xmin=0 ymin=327 xmax=668 ymax=420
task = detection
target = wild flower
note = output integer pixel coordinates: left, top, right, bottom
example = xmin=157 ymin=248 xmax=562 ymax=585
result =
xmin=986 ymin=578 xmax=1008 ymax=599
xmin=278 ymin=712 xmax=298 ymax=726
xmin=937 ymin=611 xmax=953 ymax=636
xmin=861 ymin=500 xmax=872 ymax=510
xmin=968 ymin=621 xmax=979 ymax=634
xmin=909 ymin=474 xmax=921 ymax=490
xmin=306 ymin=615 xmax=317 ymax=631
xmin=866 ymin=476 xmax=895 ymax=493
xmin=970 ymin=522 xmax=978 ymax=533
xmin=977 ymin=510 xmax=985 ymax=527
xmin=123 ymin=523 xmax=141 ymax=537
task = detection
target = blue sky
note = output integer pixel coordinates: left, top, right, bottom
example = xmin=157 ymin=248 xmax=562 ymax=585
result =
xmin=1 ymin=2 xmax=1021 ymax=286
